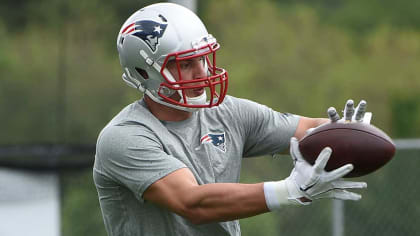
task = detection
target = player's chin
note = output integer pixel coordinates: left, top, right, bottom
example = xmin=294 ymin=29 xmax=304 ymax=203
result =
xmin=186 ymin=88 xmax=205 ymax=97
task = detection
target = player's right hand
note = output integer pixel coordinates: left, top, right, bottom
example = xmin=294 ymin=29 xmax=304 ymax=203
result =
xmin=285 ymin=137 xmax=367 ymax=204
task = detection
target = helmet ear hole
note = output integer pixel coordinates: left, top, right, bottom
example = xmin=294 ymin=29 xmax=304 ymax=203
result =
xmin=135 ymin=67 xmax=149 ymax=79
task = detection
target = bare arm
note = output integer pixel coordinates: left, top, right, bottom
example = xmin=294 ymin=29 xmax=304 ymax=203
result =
xmin=143 ymin=168 xmax=268 ymax=225
xmin=294 ymin=116 xmax=329 ymax=140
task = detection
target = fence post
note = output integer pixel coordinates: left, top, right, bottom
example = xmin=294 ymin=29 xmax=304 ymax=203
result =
xmin=332 ymin=199 xmax=344 ymax=236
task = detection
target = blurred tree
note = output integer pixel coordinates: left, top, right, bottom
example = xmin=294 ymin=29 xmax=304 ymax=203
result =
xmin=391 ymin=94 xmax=420 ymax=137
xmin=0 ymin=0 xmax=38 ymax=31
xmin=61 ymin=171 xmax=107 ymax=236
xmin=272 ymin=0 xmax=420 ymax=33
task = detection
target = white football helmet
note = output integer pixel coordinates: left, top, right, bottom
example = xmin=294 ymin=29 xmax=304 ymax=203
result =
xmin=117 ymin=3 xmax=228 ymax=111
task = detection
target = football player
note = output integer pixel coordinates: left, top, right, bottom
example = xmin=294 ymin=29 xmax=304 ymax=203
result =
xmin=93 ymin=3 xmax=368 ymax=236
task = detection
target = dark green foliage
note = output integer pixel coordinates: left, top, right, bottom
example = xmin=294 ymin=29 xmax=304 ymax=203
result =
xmin=391 ymin=95 xmax=420 ymax=138
xmin=60 ymin=171 xmax=107 ymax=236
xmin=272 ymin=0 xmax=420 ymax=33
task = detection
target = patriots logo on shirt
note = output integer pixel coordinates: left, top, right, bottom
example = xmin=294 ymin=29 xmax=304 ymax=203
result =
xmin=121 ymin=20 xmax=168 ymax=53
xmin=200 ymin=133 xmax=226 ymax=152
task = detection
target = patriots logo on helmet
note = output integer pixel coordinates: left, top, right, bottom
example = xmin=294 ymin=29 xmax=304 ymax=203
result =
xmin=200 ymin=133 xmax=226 ymax=152
xmin=121 ymin=20 xmax=168 ymax=53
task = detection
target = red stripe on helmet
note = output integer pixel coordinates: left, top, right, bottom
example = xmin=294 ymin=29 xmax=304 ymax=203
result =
xmin=122 ymin=23 xmax=135 ymax=34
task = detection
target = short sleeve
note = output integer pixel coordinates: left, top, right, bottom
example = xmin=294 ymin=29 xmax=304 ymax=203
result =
xmin=232 ymin=98 xmax=300 ymax=157
xmin=95 ymin=123 xmax=187 ymax=202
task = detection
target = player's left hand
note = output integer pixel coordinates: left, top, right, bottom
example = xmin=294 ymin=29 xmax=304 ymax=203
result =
xmin=328 ymin=99 xmax=372 ymax=124
xmin=305 ymin=99 xmax=372 ymax=136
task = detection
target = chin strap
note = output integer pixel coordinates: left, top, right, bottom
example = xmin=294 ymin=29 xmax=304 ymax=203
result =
xmin=178 ymin=91 xmax=207 ymax=106
xmin=144 ymin=90 xmax=200 ymax=112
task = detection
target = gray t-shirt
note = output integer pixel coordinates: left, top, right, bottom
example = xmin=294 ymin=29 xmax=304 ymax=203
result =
xmin=93 ymin=95 xmax=300 ymax=236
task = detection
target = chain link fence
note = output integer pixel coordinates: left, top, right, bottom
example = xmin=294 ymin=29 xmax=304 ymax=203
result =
xmin=240 ymin=139 xmax=420 ymax=236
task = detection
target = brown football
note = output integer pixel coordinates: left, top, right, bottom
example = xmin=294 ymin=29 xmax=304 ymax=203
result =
xmin=298 ymin=122 xmax=395 ymax=178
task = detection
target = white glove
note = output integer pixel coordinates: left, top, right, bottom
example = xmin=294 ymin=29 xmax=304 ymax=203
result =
xmin=263 ymin=138 xmax=367 ymax=210
xmin=285 ymin=137 xmax=367 ymax=204
xmin=304 ymin=99 xmax=372 ymax=136
xmin=328 ymin=99 xmax=372 ymax=124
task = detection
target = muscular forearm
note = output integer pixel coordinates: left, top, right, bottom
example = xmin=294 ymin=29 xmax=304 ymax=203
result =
xmin=181 ymin=182 xmax=268 ymax=224
xmin=294 ymin=117 xmax=329 ymax=140
xmin=144 ymin=169 xmax=274 ymax=225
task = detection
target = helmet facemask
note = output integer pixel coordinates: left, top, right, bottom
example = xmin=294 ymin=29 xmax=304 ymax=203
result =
xmin=157 ymin=37 xmax=228 ymax=110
